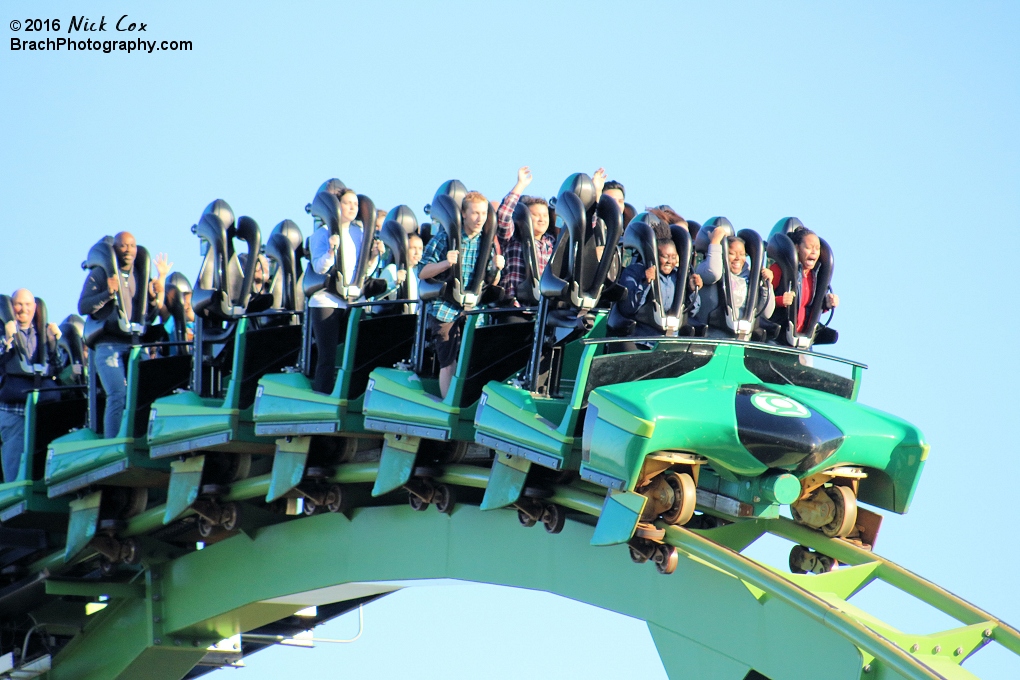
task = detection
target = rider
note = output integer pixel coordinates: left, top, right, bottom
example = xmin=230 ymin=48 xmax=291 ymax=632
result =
xmin=379 ymin=232 xmax=423 ymax=313
xmin=768 ymin=227 xmax=838 ymax=334
xmin=611 ymin=240 xmax=691 ymax=349
xmin=417 ymin=190 xmax=505 ymax=398
xmin=495 ymin=166 xmax=557 ymax=305
xmin=308 ymin=188 xmax=369 ymax=393
xmin=0 ymin=290 xmax=61 ymax=482
xmin=696 ymin=228 xmax=775 ymax=331
xmin=78 ymin=232 xmax=170 ymax=437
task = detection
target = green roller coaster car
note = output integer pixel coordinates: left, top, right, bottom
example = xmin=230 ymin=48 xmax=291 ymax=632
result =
xmin=0 ymin=391 xmax=86 ymax=528
xmin=363 ymin=310 xmax=534 ymax=499
xmin=489 ymin=337 xmax=926 ymax=547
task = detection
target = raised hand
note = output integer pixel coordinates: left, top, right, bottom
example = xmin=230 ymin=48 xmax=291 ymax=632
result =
xmin=592 ymin=168 xmax=607 ymax=194
xmin=516 ymin=166 xmax=533 ymax=193
xmin=154 ymin=252 xmax=173 ymax=279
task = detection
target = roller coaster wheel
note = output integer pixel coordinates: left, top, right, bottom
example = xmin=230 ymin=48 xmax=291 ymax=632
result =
xmin=98 ymin=519 xmax=126 ymax=534
xmin=444 ymin=441 xmax=468 ymax=464
xmin=660 ymin=471 xmax=697 ymax=526
xmin=99 ymin=558 xmax=117 ymax=577
xmin=654 ymin=544 xmax=679 ymax=575
xmin=324 ymin=484 xmax=346 ymax=514
xmin=197 ymin=516 xmax=216 ymax=538
xmin=629 ymin=543 xmax=650 ymax=564
xmin=517 ymin=508 xmax=537 ymax=528
xmin=220 ymin=502 xmax=240 ymax=532
xmin=119 ymin=537 xmax=141 ymax=565
xmin=302 ymin=499 xmax=319 ymax=516
xmin=230 ymin=453 xmax=252 ymax=482
xmin=523 ymin=486 xmax=553 ymax=500
xmin=634 ymin=523 xmax=666 ymax=542
xmin=127 ymin=488 xmax=149 ymax=517
xmin=541 ymin=504 xmax=565 ymax=534
xmin=305 ymin=466 xmax=331 ymax=480
xmin=789 ymin=544 xmax=836 ymax=575
xmin=409 ymin=494 xmax=429 ymax=512
xmin=821 ymin=485 xmax=857 ymax=539
xmin=200 ymin=484 xmax=228 ymax=498
xmin=434 ymin=484 xmax=455 ymax=515
xmin=789 ymin=544 xmax=809 ymax=574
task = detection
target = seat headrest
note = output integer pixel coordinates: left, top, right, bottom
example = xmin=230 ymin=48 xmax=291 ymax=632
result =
xmin=694 ymin=216 xmax=735 ymax=252
xmin=0 ymin=295 xmax=13 ymax=325
xmin=308 ymin=191 xmax=342 ymax=233
xmin=623 ymin=203 xmax=638 ymax=227
xmin=425 ymin=180 xmax=467 ymax=217
xmin=429 ymin=194 xmax=462 ymax=243
xmin=202 ymin=199 xmax=235 ymax=231
xmin=631 ymin=211 xmax=669 ymax=239
xmin=166 ymin=272 xmax=193 ymax=297
xmin=558 ymin=173 xmax=597 ymax=211
xmin=317 ymin=178 xmax=347 ymax=197
xmin=768 ymin=217 xmax=806 ymax=242
xmin=270 ymin=219 xmax=304 ymax=253
xmin=380 ymin=220 xmax=409 ymax=270
xmin=386 ymin=205 xmax=419 ymax=235
xmin=622 ymin=220 xmax=657 ymax=266
xmin=81 ymin=236 xmax=118 ymax=277
xmin=686 ymin=219 xmax=702 ymax=243
xmin=60 ymin=314 xmax=85 ymax=339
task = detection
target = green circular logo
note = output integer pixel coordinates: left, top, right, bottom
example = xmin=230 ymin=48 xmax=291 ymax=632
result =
xmin=750 ymin=392 xmax=810 ymax=418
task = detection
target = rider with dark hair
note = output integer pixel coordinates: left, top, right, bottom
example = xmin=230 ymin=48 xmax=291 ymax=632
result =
xmin=768 ymin=227 xmax=839 ymax=334
xmin=494 ymin=167 xmax=557 ymax=304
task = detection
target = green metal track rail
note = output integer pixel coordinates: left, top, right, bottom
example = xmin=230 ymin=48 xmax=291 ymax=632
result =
xmin=18 ymin=463 xmax=1019 ymax=679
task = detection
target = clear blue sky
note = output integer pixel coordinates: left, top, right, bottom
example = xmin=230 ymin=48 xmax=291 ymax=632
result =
xmin=3 ymin=1 xmax=1019 ymax=677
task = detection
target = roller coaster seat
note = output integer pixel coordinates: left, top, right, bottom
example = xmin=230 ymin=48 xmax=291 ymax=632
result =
xmin=386 ymin=205 xmax=419 ymax=236
xmin=253 ymin=230 xmax=419 ymax=437
xmin=45 ymin=346 xmax=191 ymax=498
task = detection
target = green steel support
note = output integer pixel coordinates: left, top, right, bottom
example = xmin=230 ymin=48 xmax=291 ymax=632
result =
xmin=19 ymin=464 xmax=1019 ymax=679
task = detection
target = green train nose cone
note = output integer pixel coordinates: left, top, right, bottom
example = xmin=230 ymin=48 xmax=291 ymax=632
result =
xmin=735 ymin=385 xmax=844 ymax=471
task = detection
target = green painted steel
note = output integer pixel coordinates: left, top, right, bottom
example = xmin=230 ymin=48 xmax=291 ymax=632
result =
xmin=33 ymin=487 xmax=1020 ymax=680
xmin=0 ymin=392 xmax=70 ymax=524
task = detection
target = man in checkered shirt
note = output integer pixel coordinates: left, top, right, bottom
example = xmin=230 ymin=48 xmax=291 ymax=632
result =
xmin=495 ymin=167 xmax=610 ymax=305
xmin=416 ymin=191 xmax=505 ymax=398
xmin=494 ymin=166 xmax=555 ymax=306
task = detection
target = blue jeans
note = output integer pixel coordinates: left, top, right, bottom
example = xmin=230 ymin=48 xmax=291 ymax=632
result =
xmin=95 ymin=343 xmax=131 ymax=438
xmin=0 ymin=410 xmax=26 ymax=483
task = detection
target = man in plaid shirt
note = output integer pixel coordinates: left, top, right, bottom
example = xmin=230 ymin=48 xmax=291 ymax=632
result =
xmin=417 ymin=190 xmax=504 ymax=397
xmin=496 ymin=167 xmax=611 ymax=304
xmin=495 ymin=166 xmax=556 ymax=305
